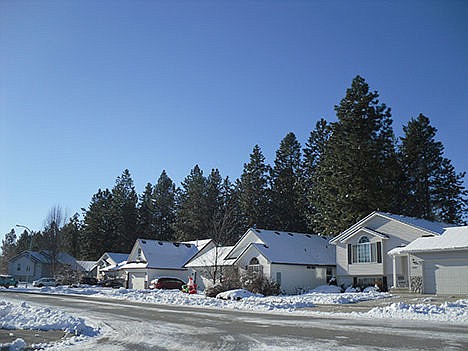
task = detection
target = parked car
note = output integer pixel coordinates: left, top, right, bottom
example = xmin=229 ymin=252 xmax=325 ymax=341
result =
xmin=149 ymin=277 xmax=185 ymax=290
xmin=0 ymin=274 xmax=18 ymax=288
xmin=32 ymin=277 xmax=58 ymax=287
xmin=98 ymin=278 xmax=124 ymax=289
xmin=80 ymin=276 xmax=98 ymax=285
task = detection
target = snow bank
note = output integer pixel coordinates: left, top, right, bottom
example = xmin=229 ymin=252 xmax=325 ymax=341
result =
xmin=0 ymin=300 xmax=99 ymax=336
xmin=216 ymin=289 xmax=263 ymax=300
xmin=364 ymin=299 xmax=468 ymax=324
xmin=0 ymin=338 xmax=26 ymax=351
xmin=309 ymin=285 xmax=342 ymax=293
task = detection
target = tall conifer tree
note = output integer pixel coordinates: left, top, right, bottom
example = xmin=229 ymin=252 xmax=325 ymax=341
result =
xmin=153 ymin=170 xmax=176 ymax=241
xmin=270 ymin=132 xmax=307 ymax=232
xmin=237 ymin=145 xmax=271 ymax=229
xmin=313 ymin=76 xmax=398 ymax=235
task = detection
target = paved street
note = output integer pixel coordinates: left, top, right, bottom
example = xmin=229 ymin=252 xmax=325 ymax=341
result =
xmin=1 ymin=291 xmax=467 ymax=350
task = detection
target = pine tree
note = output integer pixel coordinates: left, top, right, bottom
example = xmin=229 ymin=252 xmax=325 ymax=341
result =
xmin=111 ymin=169 xmax=138 ymax=252
xmin=137 ymin=182 xmax=157 ymax=239
xmin=270 ymin=132 xmax=307 ymax=232
xmin=175 ymin=165 xmax=208 ymax=241
xmin=313 ymin=76 xmax=399 ymax=235
xmin=237 ymin=145 xmax=272 ymax=229
xmin=1 ymin=229 xmax=17 ymax=274
xmin=82 ymin=189 xmax=115 ymax=260
xmin=61 ymin=213 xmax=82 ymax=259
xmin=399 ymin=114 xmax=467 ymax=223
xmin=153 ymin=170 xmax=176 ymax=241
xmin=303 ymin=119 xmax=331 ymax=232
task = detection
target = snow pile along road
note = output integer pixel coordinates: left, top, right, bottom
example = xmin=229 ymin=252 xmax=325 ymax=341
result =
xmin=364 ymin=299 xmax=468 ymax=324
xmin=0 ymin=300 xmax=99 ymax=336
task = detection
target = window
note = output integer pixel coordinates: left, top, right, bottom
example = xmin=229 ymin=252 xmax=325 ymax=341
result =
xmin=17 ymin=263 xmax=21 ymax=271
xmin=276 ymin=272 xmax=281 ymax=285
xmin=351 ymin=236 xmax=379 ymax=263
xmin=247 ymin=257 xmax=262 ymax=274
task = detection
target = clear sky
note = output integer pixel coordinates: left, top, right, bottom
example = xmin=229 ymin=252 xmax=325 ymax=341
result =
xmin=1 ymin=0 xmax=467 ymax=241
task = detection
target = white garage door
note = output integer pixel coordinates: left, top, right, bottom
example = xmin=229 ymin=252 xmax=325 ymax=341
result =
xmin=423 ymin=259 xmax=468 ymax=295
xmin=130 ymin=272 xmax=146 ymax=290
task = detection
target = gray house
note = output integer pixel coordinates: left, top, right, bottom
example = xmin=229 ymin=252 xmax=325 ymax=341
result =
xmin=330 ymin=212 xmax=454 ymax=291
xmin=8 ymin=250 xmax=81 ymax=282
xmin=389 ymin=226 xmax=468 ymax=295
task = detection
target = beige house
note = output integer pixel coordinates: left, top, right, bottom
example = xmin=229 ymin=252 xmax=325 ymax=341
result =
xmin=330 ymin=211 xmax=454 ymax=291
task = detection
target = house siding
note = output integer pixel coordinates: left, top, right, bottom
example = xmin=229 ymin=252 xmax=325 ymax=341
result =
xmin=335 ymin=214 xmax=433 ymax=288
xmin=270 ymin=263 xmax=331 ymax=294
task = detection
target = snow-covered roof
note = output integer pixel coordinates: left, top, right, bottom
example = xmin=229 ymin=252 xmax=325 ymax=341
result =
xmin=185 ymin=246 xmax=235 ymax=268
xmin=105 ymin=253 xmax=128 ymax=265
xmin=330 ymin=211 xmax=453 ymax=244
xmin=388 ymin=226 xmax=468 ymax=255
xmin=378 ymin=212 xmax=454 ymax=235
xmin=232 ymin=229 xmax=335 ymax=266
xmin=125 ymin=239 xmax=199 ymax=269
xmin=77 ymin=260 xmax=97 ymax=272
xmin=181 ymin=239 xmax=212 ymax=251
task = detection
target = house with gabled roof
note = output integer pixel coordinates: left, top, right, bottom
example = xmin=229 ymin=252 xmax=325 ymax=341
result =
xmin=220 ymin=228 xmax=335 ymax=294
xmin=120 ymin=239 xmax=210 ymax=289
xmin=330 ymin=211 xmax=456 ymax=291
xmin=184 ymin=245 xmax=236 ymax=290
xmin=96 ymin=252 xmax=128 ymax=280
xmin=388 ymin=226 xmax=468 ymax=295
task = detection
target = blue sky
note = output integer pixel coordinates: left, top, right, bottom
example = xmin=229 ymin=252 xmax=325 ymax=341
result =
xmin=1 ymin=1 xmax=467 ymax=241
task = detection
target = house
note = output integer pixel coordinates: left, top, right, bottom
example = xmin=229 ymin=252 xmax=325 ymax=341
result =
xmin=96 ymin=252 xmax=128 ymax=280
xmin=330 ymin=211 xmax=455 ymax=291
xmin=184 ymin=245 xmax=236 ymax=290
xmin=8 ymin=250 xmax=81 ymax=282
xmin=120 ymin=239 xmax=210 ymax=289
xmin=220 ymin=228 xmax=336 ymax=294
xmin=77 ymin=260 xmax=98 ymax=278
xmin=388 ymin=226 xmax=468 ymax=295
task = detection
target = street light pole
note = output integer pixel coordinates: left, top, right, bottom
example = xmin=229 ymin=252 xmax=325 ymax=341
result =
xmin=16 ymin=224 xmax=33 ymax=288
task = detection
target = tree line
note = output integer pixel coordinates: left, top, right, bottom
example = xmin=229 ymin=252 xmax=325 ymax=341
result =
xmin=2 ymin=75 xmax=467 ymax=265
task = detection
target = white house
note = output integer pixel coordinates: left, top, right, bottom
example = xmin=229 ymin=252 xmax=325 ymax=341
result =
xmin=389 ymin=226 xmax=468 ymax=295
xmin=330 ymin=211 xmax=454 ymax=291
xmin=120 ymin=239 xmax=210 ymax=289
xmin=184 ymin=246 xmax=236 ymax=290
xmin=96 ymin=252 xmax=128 ymax=280
xmin=221 ymin=228 xmax=336 ymax=294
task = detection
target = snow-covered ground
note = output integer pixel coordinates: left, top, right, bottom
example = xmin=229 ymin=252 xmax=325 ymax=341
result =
xmin=1 ymin=285 xmax=467 ymax=350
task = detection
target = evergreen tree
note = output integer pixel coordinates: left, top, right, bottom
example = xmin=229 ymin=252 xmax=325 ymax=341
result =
xmin=399 ymin=114 xmax=467 ymax=223
xmin=237 ymin=145 xmax=272 ymax=229
xmin=82 ymin=189 xmax=115 ymax=260
xmin=270 ymin=132 xmax=307 ymax=232
xmin=137 ymin=182 xmax=157 ymax=239
xmin=153 ymin=170 xmax=176 ymax=241
xmin=111 ymin=169 xmax=138 ymax=253
xmin=175 ymin=165 xmax=208 ymax=241
xmin=61 ymin=213 xmax=82 ymax=259
xmin=313 ymin=76 xmax=399 ymax=235
xmin=303 ymin=119 xmax=331 ymax=231
xmin=1 ymin=229 xmax=17 ymax=274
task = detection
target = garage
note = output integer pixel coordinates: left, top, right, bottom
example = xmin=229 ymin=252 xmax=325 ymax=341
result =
xmin=129 ymin=271 xmax=146 ymax=290
xmin=423 ymin=258 xmax=468 ymax=295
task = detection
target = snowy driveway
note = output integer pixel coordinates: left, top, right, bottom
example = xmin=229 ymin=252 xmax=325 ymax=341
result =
xmin=1 ymin=292 xmax=467 ymax=351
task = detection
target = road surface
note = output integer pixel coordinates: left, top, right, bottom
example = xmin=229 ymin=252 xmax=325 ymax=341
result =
xmin=1 ymin=292 xmax=467 ymax=350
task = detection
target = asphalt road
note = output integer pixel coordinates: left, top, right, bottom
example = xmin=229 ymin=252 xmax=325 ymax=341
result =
xmin=1 ymin=292 xmax=467 ymax=350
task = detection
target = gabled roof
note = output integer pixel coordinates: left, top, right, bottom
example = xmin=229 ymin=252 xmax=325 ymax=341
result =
xmin=9 ymin=250 xmax=79 ymax=266
xmin=105 ymin=252 xmax=128 ymax=265
xmin=124 ymin=239 xmax=199 ymax=269
xmin=77 ymin=260 xmax=97 ymax=272
xmin=228 ymin=228 xmax=335 ymax=266
xmin=389 ymin=226 xmax=468 ymax=255
xmin=185 ymin=246 xmax=235 ymax=268
xmin=181 ymin=239 xmax=212 ymax=251
xmin=330 ymin=211 xmax=452 ymax=244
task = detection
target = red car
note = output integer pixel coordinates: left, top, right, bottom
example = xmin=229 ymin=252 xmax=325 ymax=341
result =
xmin=149 ymin=277 xmax=185 ymax=290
